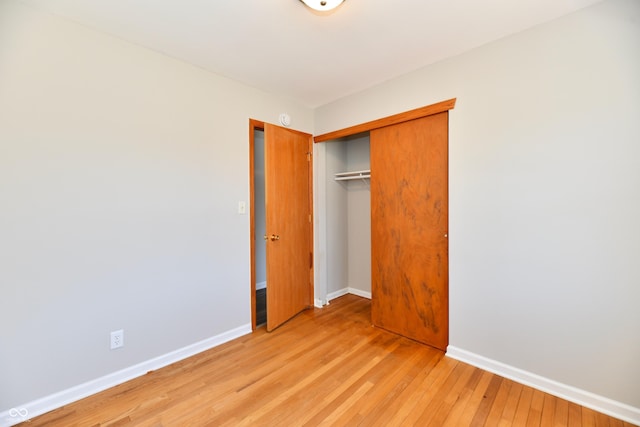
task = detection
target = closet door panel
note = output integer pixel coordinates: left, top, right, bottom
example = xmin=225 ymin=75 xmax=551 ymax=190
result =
xmin=370 ymin=112 xmax=449 ymax=350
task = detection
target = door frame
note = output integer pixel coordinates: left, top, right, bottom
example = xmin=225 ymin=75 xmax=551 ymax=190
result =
xmin=313 ymin=99 xmax=456 ymax=143
xmin=249 ymin=119 xmax=314 ymax=331
xmin=249 ymin=119 xmax=262 ymax=331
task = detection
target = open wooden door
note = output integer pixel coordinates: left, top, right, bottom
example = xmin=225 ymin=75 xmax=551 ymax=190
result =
xmin=264 ymin=123 xmax=313 ymax=331
xmin=370 ymin=112 xmax=449 ymax=350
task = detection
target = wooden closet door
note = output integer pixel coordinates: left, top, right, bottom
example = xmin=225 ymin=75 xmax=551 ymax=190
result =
xmin=370 ymin=112 xmax=449 ymax=350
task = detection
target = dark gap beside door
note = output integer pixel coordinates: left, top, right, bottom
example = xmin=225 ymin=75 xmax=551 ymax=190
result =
xmin=256 ymin=288 xmax=266 ymax=326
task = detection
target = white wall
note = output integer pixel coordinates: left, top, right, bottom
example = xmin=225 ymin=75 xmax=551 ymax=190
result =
xmin=316 ymin=0 xmax=640 ymax=413
xmin=346 ymin=136 xmax=371 ymax=295
xmin=0 ymin=0 xmax=312 ymax=413
xmin=324 ymin=141 xmax=348 ymax=296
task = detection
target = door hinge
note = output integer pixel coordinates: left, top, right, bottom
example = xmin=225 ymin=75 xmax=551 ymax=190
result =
xmin=310 ymin=252 xmax=313 ymax=268
xmin=308 ymin=214 xmax=312 ymax=223
xmin=307 ymin=152 xmax=311 ymax=161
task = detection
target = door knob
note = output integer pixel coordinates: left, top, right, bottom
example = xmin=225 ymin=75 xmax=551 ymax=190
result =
xmin=270 ymin=234 xmax=280 ymax=241
xmin=263 ymin=234 xmax=268 ymax=240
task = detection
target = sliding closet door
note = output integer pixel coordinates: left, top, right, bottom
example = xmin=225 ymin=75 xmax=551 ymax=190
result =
xmin=370 ymin=112 xmax=449 ymax=350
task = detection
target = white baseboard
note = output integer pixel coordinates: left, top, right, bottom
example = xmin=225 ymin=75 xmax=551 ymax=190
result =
xmin=327 ymin=288 xmax=349 ymax=301
xmin=347 ymin=288 xmax=371 ymax=299
xmin=446 ymin=346 xmax=640 ymax=426
xmin=0 ymin=324 xmax=252 ymax=427
xmin=255 ymin=281 xmax=266 ymax=290
xmin=327 ymin=287 xmax=371 ymax=302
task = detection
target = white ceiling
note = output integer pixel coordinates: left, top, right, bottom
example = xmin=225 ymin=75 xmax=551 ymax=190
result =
xmin=21 ymin=0 xmax=603 ymax=108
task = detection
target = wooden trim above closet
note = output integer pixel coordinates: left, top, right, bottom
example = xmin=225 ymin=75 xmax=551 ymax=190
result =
xmin=313 ymin=98 xmax=456 ymax=143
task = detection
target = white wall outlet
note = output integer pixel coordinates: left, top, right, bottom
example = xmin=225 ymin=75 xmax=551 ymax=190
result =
xmin=238 ymin=201 xmax=246 ymax=214
xmin=110 ymin=329 xmax=124 ymax=350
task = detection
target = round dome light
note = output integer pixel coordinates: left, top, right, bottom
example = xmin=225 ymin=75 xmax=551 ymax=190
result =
xmin=299 ymin=0 xmax=345 ymax=12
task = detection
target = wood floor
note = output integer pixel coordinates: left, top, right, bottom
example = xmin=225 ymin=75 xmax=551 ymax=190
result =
xmin=22 ymin=295 xmax=634 ymax=427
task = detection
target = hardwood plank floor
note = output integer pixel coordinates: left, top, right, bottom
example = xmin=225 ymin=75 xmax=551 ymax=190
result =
xmin=20 ymin=295 xmax=635 ymax=426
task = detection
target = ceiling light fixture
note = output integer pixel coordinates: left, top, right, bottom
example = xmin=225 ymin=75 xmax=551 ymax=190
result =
xmin=299 ymin=0 xmax=345 ymax=12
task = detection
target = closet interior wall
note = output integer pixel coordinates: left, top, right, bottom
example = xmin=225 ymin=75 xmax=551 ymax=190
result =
xmin=325 ymin=133 xmax=371 ymax=299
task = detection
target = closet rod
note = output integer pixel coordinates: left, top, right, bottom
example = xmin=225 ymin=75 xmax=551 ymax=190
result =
xmin=334 ymin=170 xmax=371 ymax=181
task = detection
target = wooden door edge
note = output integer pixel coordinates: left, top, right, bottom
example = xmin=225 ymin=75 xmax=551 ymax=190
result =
xmin=307 ymin=136 xmax=314 ymax=309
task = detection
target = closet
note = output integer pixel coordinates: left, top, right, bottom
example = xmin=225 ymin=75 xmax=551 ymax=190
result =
xmin=316 ymin=99 xmax=454 ymax=351
xmin=324 ymin=133 xmax=371 ymax=301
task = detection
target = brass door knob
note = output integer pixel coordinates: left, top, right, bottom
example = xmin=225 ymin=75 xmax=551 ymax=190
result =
xmin=270 ymin=234 xmax=280 ymax=241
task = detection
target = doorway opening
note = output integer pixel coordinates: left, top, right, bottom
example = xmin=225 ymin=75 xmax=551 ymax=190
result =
xmin=253 ymin=128 xmax=267 ymax=326
xmin=322 ymin=132 xmax=372 ymax=303
xmin=250 ymin=119 xmax=314 ymax=331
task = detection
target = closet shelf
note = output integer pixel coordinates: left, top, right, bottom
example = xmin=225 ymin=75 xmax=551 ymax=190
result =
xmin=334 ymin=169 xmax=371 ymax=181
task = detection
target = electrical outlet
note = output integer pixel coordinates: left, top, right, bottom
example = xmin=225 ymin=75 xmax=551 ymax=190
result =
xmin=110 ymin=329 xmax=124 ymax=350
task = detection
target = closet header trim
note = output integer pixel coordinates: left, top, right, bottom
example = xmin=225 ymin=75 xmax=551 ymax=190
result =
xmin=314 ymin=98 xmax=456 ymax=143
